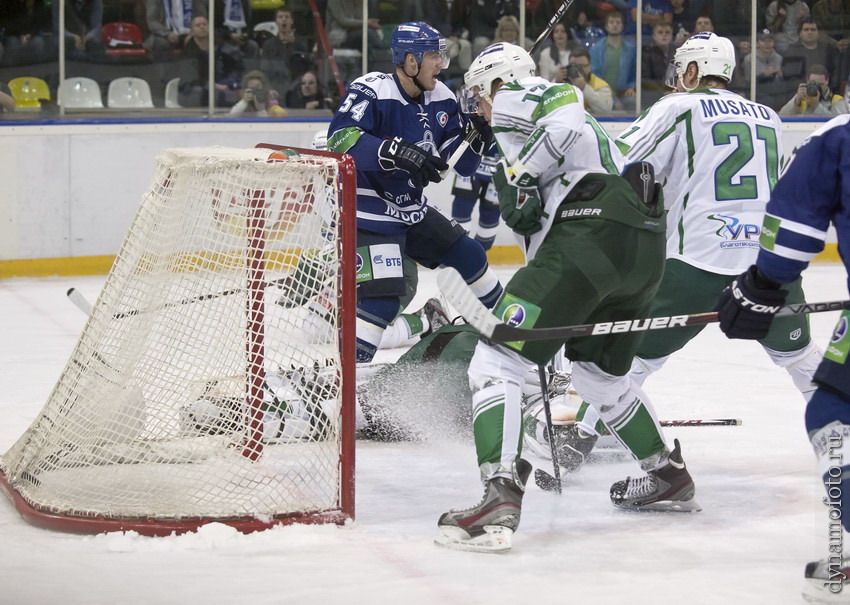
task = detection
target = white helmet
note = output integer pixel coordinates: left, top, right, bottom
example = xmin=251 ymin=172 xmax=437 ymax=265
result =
xmin=462 ymin=42 xmax=536 ymax=109
xmin=667 ymin=32 xmax=736 ymax=91
xmin=311 ymin=129 xmax=328 ymax=151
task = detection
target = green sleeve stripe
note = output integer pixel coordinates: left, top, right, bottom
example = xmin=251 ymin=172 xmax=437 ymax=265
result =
xmin=518 ymin=128 xmax=546 ymax=161
xmin=615 ymin=140 xmax=631 ymax=155
xmin=531 ymin=84 xmax=578 ymax=121
xmin=677 ymin=192 xmax=689 ymax=254
xmin=585 ymin=115 xmax=619 ymax=175
xmin=632 ymin=110 xmax=694 ymax=176
xmin=328 ymin=127 xmax=363 ymax=154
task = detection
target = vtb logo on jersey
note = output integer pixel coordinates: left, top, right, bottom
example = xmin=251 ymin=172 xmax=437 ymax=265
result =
xmin=436 ymin=111 xmax=449 ymax=127
xmin=709 ymin=213 xmax=760 ymax=249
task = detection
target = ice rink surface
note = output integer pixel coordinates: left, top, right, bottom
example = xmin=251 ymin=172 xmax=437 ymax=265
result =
xmin=0 ymin=264 xmax=846 ymax=605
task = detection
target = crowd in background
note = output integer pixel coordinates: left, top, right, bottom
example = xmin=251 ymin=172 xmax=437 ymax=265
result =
xmin=0 ymin=0 xmax=849 ymax=117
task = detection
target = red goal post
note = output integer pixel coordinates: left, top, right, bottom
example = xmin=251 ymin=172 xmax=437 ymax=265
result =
xmin=0 ymin=145 xmax=357 ymax=535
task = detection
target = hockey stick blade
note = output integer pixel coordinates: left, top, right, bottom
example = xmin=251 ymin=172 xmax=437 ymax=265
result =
xmin=438 ymin=268 xmax=850 ymax=343
xmin=67 ymin=287 xmax=93 ymax=315
xmin=534 ymin=468 xmax=560 ymax=492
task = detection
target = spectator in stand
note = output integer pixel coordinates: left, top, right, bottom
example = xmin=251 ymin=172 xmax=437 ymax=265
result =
xmin=326 ymin=0 xmax=386 ymax=53
xmin=812 ymin=0 xmax=850 ymax=47
xmin=285 ymin=71 xmax=334 ymax=109
xmin=143 ymin=0 xmax=206 ymax=61
xmin=669 ymin=0 xmax=706 ymax=43
xmin=628 ymin=0 xmax=671 ymax=39
xmin=537 ymin=23 xmax=574 ymax=82
xmin=567 ymin=46 xmax=614 ymax=114
xmin=52 ymin=0 xmax=106 ymax=61
xmin=422 ymin=0 xmax=473 ymax=71
xmin=779 ymin=64 xmax=849 ymax=116
xmin=229 ymin=69 xmax=279 ymax=116
xmin=261 ymin=8 xmax=312 ymax=94
xmin=0 ymin=82 xmax=16 ymax=114
xmin=765 ymin=0 xmax=810 ymax=53
xmin=0 ymin=0 xmax=51 ymax=67
xmin=569 ymin=10 xmax=605 ymax=49
xmin=743 ymin=32 xmax=784 ymax=84
xmin=641 ymin=21 xmax=675 ymax=105
xmin=177 ymin=15 xmax=240 ymax=107
xmin=783 ymin=19 xmax=840 ymax=87
xmin=210 ymin=0 xmax=259 ymax=62
xmin=693 ymin=15 xmax=712 ymax=33
xmin=462 ymin=0 xmax=518 ymax=57
xmin=589 ymin=11 xmax=636 ymax=111
xmin=492 ymin=16 xmax=533 ymax=51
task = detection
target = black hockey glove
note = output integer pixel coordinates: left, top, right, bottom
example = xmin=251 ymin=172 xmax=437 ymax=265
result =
xmin=377 ymin=137 xmax=448 ymax=188
xmin=715 ymin=265 xmax=788 ymax=340
xmin=492 ymin=161 xmax=543 ymax=236
xmin=463 ymin=114 xmax=494 ymax=156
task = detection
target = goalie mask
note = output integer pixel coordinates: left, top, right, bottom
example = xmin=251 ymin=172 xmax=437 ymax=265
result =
xmin=462 ymin=43 xmax=537 ymax=113
xmin=665 ymin=32 xmax=736 ymax=91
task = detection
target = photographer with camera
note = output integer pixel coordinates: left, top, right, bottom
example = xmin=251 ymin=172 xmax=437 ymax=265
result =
xmin=565 ymin=47 xmax=614 ymax=115
xmin=779 ymin=64 xmax=848 ymax=116
xmin=230 ymin=70 xmax=280 ymax=116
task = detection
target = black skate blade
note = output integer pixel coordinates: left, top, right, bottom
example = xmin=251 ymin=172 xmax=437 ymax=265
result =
xmin=534 ymin=468 xmax=561 ymax=492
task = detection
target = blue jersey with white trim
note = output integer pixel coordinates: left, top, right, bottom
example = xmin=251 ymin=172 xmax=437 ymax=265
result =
xmin=756 ymin=115 xmax=850 ymax=290
xmin=327 ymin=71 xmax=479 ymax=234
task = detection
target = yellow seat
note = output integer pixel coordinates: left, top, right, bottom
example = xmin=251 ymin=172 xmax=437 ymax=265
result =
xmin=8 ymin=77 xmax=51 ymax=111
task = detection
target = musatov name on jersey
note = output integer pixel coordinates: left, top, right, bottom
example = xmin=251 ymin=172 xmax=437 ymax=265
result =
xmin=699 ymin=97 xmax=773 ymax=121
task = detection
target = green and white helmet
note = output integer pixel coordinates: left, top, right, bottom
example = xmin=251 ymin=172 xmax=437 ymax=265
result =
xmin=462 ymin=42 xmax=537 ymax=110
xmin=666 ymin=32 xmax=736 ymax=90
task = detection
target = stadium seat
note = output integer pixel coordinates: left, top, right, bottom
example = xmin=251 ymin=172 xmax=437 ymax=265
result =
xmin=164 ymin=77 xmax=181 ymax=108
xmin=101 ymin=22 xmax=147 ymax=58
xmin=8 ymin=77 xmax=50 ymax=111
xmin=58 ymin=77 xmax=104 ymax=109
xmin=107 ymin=77 xmax=154 ymax=108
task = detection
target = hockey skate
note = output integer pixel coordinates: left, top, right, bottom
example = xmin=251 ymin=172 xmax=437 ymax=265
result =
xmin=610 ymin=439 xmax=701 ymax=512
xmin=418 ymin=296 xmax=451 ymax=333
xmin=803 ymin=555 xmax=849 ymax=603
xmin=435 ymin=459 xmax=532 ymax=553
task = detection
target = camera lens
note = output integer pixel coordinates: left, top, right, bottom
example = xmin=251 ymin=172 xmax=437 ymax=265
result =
xmin=566 ymin=64 xmax=581 ymax=80
xmin=806 ymin=82 xmax=820 ymax=97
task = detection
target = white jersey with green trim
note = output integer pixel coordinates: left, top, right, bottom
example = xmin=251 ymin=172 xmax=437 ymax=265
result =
xmin=491 ymin=76 xmax=625 ymax=259
xmin=616 ymin=88 xmax=783 ymax=275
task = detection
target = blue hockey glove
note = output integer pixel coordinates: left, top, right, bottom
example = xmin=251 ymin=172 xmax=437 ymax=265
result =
xmin=492 ymin=160 xmax=543 ymax=236
xmin=378 ymin=137 xmax=448 ymax=188
xmin=715 ymin=265 xmax=788 ymax=340
xmin=463 ymin=114 xmax=494 ymax=156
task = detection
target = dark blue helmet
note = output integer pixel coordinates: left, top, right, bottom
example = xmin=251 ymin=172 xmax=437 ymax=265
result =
xmin=391 ymin=22 xmax=449 ymax=67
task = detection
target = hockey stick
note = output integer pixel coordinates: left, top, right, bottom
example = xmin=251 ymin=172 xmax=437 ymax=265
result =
xmin=534 ymin=417 xmax=743 ymax=491
xmin=437 ymin=268 xmax=850 ymax=343
xmin=537 ymin=365 xmax=562 ymax=494
xmin=528 ymin=0 xmax=577 ymax=56
xmin=438 ymin=127 xmax=479 ymax=180
xmin=438 ymin=0 xmax=576 ymax=182
xmin=69 ymin=276 xmax=296 ymax=321
xmin=67 ymin=287 xmax=93 ymax=315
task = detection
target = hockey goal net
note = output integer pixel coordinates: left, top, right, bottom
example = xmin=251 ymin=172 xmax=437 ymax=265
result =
xmin=0 ymin=145 xmax=356 ymax=535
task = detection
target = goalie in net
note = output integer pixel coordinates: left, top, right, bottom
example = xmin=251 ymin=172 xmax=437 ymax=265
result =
xmin=0 ymin=146 xmax=357 ymax=535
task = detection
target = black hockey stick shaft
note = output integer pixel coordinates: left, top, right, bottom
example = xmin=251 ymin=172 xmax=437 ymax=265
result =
xmin=537 ymin=365 xmax=562 ymax=494
xmin=437 ymin=267 xmax=850 ymax=344
xmin=70 ymin=277 xmax=291 ymax=321
xmin=529 ymin=0 xmax=577 ymax=56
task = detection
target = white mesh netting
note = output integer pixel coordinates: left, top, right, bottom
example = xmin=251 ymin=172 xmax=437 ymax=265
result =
xmin=0 ymin=147 xmax=354 ymax=529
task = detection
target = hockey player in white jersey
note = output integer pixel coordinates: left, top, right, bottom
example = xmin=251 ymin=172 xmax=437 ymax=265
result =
xmin=565 ymin=33 xmax=824 ymax=452
xmin=436 ymin=42 xmax=697 ymax=554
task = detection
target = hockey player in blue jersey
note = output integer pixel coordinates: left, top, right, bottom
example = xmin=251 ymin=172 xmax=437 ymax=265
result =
xmin=716 ymin=114 xmax=850 ymax=601
xmin=451 ymin=146 xmax=501 ymax=251
xmin=327 ymin=22 xmax=502 ymax=363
